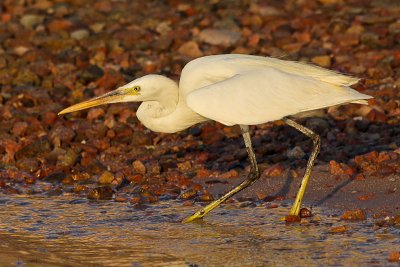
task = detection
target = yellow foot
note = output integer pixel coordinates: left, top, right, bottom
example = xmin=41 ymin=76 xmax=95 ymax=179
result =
xmin=280 ymin=202 xmax=301 ymax=221
xmin=289 ymin=202 xmax=301 ymax=216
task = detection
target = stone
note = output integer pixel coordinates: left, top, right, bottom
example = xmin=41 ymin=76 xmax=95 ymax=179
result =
xmin=199 ymin=29 xmax=241 ymax=46
xmin=15 ymin=139 xmax=51 ymax=160
xmin=341 ymin=209 xmax=366 ymax=220
xmin=70 ymin=29 xmax=90 ymax=40
xmin=87 ymin=186 xmax=113 ymax=200
xmin=58 ymin=149 xmax=78 ymax=167
xmin=12 ymin=121 xmax=29 ymax=136
xmin=20 ymin=14 xmax=44 ymax=29
xmin=98 ymin=171 xmax=114 ymax=184
xmin=287 ymin=146 xmax=305 ymax=159
xmin=132 ymin=160 xmax=146 ymax=174
xmin=178 ymin=41 xmax=203 ymax=58
xmin=311 ymin=55 xmax=331 ymax=68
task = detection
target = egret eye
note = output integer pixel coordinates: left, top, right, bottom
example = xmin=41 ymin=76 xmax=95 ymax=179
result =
xmin=133 ymin=86 xmax=141 ymax=92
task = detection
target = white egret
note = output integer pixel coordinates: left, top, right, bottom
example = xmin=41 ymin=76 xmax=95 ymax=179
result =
xmin=59 ymin=54 xmax=372 ymax=222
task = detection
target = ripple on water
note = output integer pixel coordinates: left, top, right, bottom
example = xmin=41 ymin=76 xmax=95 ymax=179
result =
xmin=0 ymin=194 xmax=398 ymax=266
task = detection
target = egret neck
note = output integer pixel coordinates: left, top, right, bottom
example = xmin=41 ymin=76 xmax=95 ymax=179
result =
xmin=136 ymin=75 xmax=206 ymax=133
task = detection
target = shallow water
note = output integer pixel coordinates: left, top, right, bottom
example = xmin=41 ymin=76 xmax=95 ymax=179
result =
xmin=0 ymin=194 xmax=398 ymax=266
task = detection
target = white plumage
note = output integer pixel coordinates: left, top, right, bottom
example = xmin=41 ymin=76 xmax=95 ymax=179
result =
xmin=59 ymin=54 xmax=371 ymax=131
xmin=59 ymin=54 xmax=373 ymax=222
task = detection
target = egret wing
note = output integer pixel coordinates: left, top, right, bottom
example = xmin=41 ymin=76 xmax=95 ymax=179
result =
xmin=186 ymin=68 xmax=371 ymax=126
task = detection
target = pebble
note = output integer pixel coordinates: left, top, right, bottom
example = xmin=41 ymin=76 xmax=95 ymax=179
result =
xmin=285 ymin=215 xmax=301 ymax=223
xmin=12 ymin=121 xmax=29 ymax=136
xmin=42 ymin=172 xmax=67 ymax=184
xmin=98 ymin=171 xmax=114 ymax=184
xmin=329 ymin=160 xmax=355 ymax=175
xmin=287 ymin=146 xmax=305 ymax=159
xmin=87 ymin=186 xmax=113 ymax=200
xmin=300 ymin=208 xmax=312 ymax=218
xmin=311 ymin=55 xmax=331 ymax=68
xmin=58 ymin=149 xmax=78 ymax=167
xmin=132 ymin=160 xmax=146 ymax=174
xmin=388 ymin=251 xmax=400 ymax=262
xmin=131 ymin=131 xmax=152 ymax=146
xmin=330 ymin=225 xmax=349 ymax=233
xmin=16 ymin=158 xmax=40 ymax=173
xmin=198 ymin=29 xmax=241 ymax=46
xmin=263 ymin=164 xmax=284 ymax=177
xmin=178 ymin=41 xmax=203 ymax=58
xmin=70 ymin=29 xmax=90 ymax=40
xmin=341 ymin=209 xmax=366 ymax=221
xmin=15 ymin=139 xmax=51 ymax=160
xmin=20 ymin=14 xmax=44 ymax=29
xmin=354 ymin=118 xmax=370 ymax=132
xmin=79 ymin=65 xmax=104 ymax=83
xmin=305 ymin=117 xmax=330 ymax=134
xmin=49 ymin=126 xmax=76 ymax=146
xmin=179 ymin=189 xmax=197 ymax=200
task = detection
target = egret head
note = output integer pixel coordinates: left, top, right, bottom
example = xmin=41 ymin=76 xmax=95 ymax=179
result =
xmin=58 ymin=74 xmax=177 ymax=115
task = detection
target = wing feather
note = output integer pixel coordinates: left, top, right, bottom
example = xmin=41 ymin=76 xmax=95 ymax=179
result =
xmin=186 ymin=68 xmax=371 ymax=126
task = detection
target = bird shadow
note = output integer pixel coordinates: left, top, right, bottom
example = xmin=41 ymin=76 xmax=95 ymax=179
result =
xmin=314 ymin=175 xmax=356 ymax=207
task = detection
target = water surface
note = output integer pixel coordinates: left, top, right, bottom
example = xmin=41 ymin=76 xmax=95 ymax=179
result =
xmin=0 ymin=194 xmax=398 ymax=266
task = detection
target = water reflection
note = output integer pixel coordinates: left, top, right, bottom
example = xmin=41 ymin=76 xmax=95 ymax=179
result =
xmin=0 ymin=194 xmax=398 ymax=266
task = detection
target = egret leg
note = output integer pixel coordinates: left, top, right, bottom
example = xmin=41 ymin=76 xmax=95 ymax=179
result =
xmin=283 ymin=118 xmax=321 ymax=216
xmin=183 ymin=125 xmax=260 ymax=223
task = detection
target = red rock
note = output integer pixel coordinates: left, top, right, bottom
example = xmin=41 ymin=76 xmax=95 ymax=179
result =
xmin=91 ymin=139 xmax=110 ymax=151
xmin=42 ymin=112 xmax=57 ymax=125
xmin=330 ymin=225 xmax=349 ymax=233
xmin=47 ymin=19 xmax=73 ymax=32
xmin=341 ymin=209 xmax=366 ymax=221
xmin=179 ymin=189 xmax=197 ymax=200
xmin=329 ymin=160 xmax=355 ymax=175
xmin=114 ymin=196 xmax=128 ymax=202
xmin=12 ymin=122 xmax=28 ymax=136
xmin=132 ymin=160 xmax=146 ymax=174
xmin=388 ymin=252 xmax=400 ymax=262
xmin=183 ymin=200 xmax=193 ymax=206
xmin=2 ymin=139 xmax=20 ymax=162
xmin=178 ymin=41 xmax=203 ymax=58
xmin=2 ymin=13 xmax=11 ymax=23
xmin=300 ymin=208 xmax=312 ymax=218
xmin=127 ymin=174 xmax=144 ymax=183
xmin=34 ymin=0 xmax=53 ymax=9
xmin=376 ymin=152 xmax=390 ymax=163
xmin=311 ymin=55 xmax=331 ymax=68
xmin=285 ymin=215 xmax=301 ymax=222
xmin=71 ymin=172 xmax=91 ymax=182
xmin=96 ymin=70 xmax=125 ymax=91
xmin=367 ymin=109 xmax=388 ymax=122
xmin=219 ymin=169 xmax=238 ymax=179
xmin=94 ymin=0 xmax=112 ymax=12
xmin=358 ymin=193 xmax=374 ymax=201
xmin=247 ymin=34 xmax=260 ymax=47
xmin=130 ymin=196 xmax=141 ymax=204
xmin=196 ymin=169 xmax=211 ymax=178
xmin=354 ymin=174 xmax=365 ymax=181
xmin=87 ymin=108 xmax=105 ymax=121
xmin=98 ymin=171 xmax=114 ymax=184
xmin=263 ymin=164 xmax=284 ymax=177
xmin=117 ymin=108 xmax=133 ymax=123
xmin=73 ymin=184 xmax=88 ymax=193
xmin=256 ymin=192 xmax=267 ymax=200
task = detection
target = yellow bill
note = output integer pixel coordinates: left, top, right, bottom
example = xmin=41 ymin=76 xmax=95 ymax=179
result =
xmin=58 ymin=90 xmax=125 ymax=115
